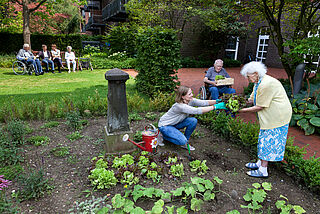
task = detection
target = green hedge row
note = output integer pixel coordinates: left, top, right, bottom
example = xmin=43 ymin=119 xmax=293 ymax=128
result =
xmin=196 ymin=111 xmax=320 ymax=195
xmin=0 ymin=32 xmax=104 ymax=54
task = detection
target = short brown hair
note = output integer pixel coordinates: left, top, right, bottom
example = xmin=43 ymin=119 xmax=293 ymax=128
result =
xmin=175 ymin=86 xmax=190 ymax=103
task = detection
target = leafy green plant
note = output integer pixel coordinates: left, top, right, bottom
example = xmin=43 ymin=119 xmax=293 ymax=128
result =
xmin=65 ymin=111 xmax=82 ymax=130
xmin=68 ymin=196 xmax=110 ymax=214
xmin=112 ymin=154 xmax=134 ymax=169
xmin=88 ymin=168 xmax=118 ymax=189
xmin=66 ymin=131 xmax=84 ymax=142
xmin=133 ymin=131 xmax=143 ymax=142
xmin=50 ymin=146 xmax=70 ymax=157
xmin=0 ymin=141 xmax=23 ymax=167
xmin=26 ymin=136 xmax=50 ymax=146
xmin=241 ymin=182 xmax=272 ymax=213
xmin=145 ymin=112 xmax=157 ymax=121
xmin=191 ymin=130 xmax=205 ymax=138
xmin=149 ymin=91 xmax=175 ymax=112
xmin=0 ymin=164 xmax=24 ymax=181
xmin=146 ymin=170 xmax=161 ymax=183
xmin=95 ymin=158 xmax=109 ymax=169
xmin=6 ymin=119 xmax=26 ymax=142
xmin=121 ymin=171 xmax=139 ymax=186
xmin=137 ymin=155 xmax=150 ymax=169
xmin=129 ymin=112 xmax=143 ymax=122
xmin=16 ymin=169 xmax=54 ymax=200
xmin=189 ymin=160 xmax=209 ymax=175
xmin=40 ymin=121 xmax=60 ymax=129
xmin=275 ymin=195 xmax=306 ymax=214
xmin=170 ymin=163 xmax=184 ymax=178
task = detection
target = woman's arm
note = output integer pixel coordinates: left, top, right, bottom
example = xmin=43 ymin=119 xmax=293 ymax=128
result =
xmin=200 ymin=105 xmax=215 ymax=113
xmin=238 ymin=105 xmax=264 ymax=113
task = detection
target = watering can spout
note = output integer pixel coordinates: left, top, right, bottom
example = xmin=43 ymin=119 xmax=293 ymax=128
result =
xmin=122 ymin=134 xmax=147 ymax=151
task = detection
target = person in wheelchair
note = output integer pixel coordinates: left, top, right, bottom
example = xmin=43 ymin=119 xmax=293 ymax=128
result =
xmin=16 ymin=44 xmax=43 ymax=76
xmin=203 ymin=59 xmax=236 ymax=100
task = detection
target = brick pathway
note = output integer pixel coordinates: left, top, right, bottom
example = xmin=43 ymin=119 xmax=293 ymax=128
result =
xmin=124 ymin=68 xmax=320 ymax=159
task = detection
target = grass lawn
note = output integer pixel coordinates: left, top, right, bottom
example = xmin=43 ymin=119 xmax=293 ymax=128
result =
xmin=0 ymin=68 xmax=138 ymax=106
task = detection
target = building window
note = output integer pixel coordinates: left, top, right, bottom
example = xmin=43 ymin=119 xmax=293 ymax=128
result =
xmin=256 ymin=27 xmax=269 ymax=63
xmin=306 ymin=26 xmax=320 ymax=73
xmin=225 ymin=36 xmax=239 ymax=60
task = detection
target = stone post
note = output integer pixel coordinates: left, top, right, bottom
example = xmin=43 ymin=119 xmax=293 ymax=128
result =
xmin=104 ymin=68 xmax=135 ymax=154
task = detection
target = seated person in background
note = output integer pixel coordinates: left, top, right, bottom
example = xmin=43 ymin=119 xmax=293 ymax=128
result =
xmin=65 ymin=46 xmax=76 ymax=73
xmin=51 ymin=44 xmax=63 ymax=73
xmin=38 ymin=44 xmax=55 ymax=74
xmin=16 ymin=44 xmax=43 ymax=76
xmin=203 ymin=59 xmax=236 ymax=100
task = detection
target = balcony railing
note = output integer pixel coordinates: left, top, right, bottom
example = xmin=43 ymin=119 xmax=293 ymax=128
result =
xmin=85 ymin=15 xmax=105 ymax=31
xmin=102 ymin=0 xmax=128 ymax=22
xmin=84 ymin=0 xmax=101 ymax=11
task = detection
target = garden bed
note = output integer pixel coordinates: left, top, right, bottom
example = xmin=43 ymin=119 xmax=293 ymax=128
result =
xmin=3 ymin=114 xmax=320 ymax=213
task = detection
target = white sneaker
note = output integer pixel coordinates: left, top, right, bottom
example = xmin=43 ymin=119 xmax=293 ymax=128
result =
xmin=181 ymin=144 xmax=195 ymax=151
xmin=157 ymin=133 xmax=164 ymax=146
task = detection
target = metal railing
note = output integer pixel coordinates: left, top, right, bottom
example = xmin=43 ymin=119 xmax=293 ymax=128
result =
xmin=102 ymin=0 xmax=128 ymax=21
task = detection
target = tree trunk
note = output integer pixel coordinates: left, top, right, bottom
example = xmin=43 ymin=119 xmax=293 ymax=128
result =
xmin=22 ymin=0 xmax=31 ymax=48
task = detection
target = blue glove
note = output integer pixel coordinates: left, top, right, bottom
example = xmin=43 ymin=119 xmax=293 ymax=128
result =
xmin=215 ymin=99 xmax=222 ymax=104
xmin=214 ymin=102 xmax=228 ymax=110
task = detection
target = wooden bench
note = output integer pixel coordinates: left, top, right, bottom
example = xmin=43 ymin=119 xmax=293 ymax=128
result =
xmin=32 ymin=50 xmax=82 ymax=71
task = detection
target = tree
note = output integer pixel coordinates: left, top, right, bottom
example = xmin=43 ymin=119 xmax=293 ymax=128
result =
xmin=126 ymin=0 xmax=245 ymax=41
xmin=240 ymin=0 xmax=320 ymax=80
xmin=9 ymin=0 xmax=85 ymax=47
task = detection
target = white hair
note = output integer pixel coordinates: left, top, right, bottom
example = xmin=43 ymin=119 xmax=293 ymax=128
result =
xmin=23 ymin=44 xmax=29 ymax=48
xmin=67 ymin=46 xmax=72 ymax=50
xmin=214 ymin=59 xmax=223 ymax=65
xmin=240 ymin=61 xmax=267 ymax=78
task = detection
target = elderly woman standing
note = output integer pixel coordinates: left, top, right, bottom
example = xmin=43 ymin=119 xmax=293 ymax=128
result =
xmin=158 ymin=85 xmax=227 ymax=151
xmin=238 ymin=61 xmax=292 ymax=178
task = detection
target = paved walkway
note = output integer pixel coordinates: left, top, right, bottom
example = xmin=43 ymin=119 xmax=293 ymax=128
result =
xmin=124 ymin=68 xmax=320 ymax=159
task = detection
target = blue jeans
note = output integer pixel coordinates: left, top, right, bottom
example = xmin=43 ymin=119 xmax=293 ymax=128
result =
xmin=42 ymin=58 xmax=54 ymax=72
xmin=209 ymin=86 xmax=236 ymax=100
xmin=158 ymin=117 xmax=197 ymax=145
xmin=22 ymin=58 xmax=42 ymax=74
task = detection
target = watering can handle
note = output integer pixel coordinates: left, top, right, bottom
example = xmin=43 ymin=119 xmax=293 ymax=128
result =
xmin=144 ymin=124 xmax=159 ymax=135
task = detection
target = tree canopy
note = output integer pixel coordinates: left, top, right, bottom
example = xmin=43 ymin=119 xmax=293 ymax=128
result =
xmin=240 ymin=0 xmax=320 ymax=79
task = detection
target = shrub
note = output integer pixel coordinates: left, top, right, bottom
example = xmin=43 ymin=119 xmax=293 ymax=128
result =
xmin=6 ymin=119 xmax=26 ymax=142
xmin=0 ymin=164 xmax=24 ymax=181
xmin=0 ymin=54 xmax=15 ymax=68
xmin=148 ymin=91 xmax=175 ymax=112
xmin=65 ymin=111 xmax=82 ymax=130
xmin=16 ymin=169 xmax=53 ymax=200
xmin=222 ymin=58 xmax=242 ymax=67
xmin=135 ymin=26 xmax=181 ymax=97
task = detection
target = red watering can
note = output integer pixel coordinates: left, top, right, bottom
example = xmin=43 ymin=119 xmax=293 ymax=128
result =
xmin=122 ymin=124 xmax=159 ymax=153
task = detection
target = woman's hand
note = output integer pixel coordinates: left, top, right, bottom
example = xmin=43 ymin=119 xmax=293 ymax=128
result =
xmin=214 ymin=102 xmax=228 ymax=110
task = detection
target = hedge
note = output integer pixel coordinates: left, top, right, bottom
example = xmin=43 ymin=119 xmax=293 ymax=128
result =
xmin=0 ymin=32 xmax=104 ymax=54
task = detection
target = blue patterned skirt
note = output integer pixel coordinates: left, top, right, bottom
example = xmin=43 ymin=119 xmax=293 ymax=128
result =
xmin=257 ymin=124 xmax=289 ymax=162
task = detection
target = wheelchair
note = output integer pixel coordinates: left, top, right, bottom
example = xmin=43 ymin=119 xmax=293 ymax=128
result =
xmin=198 ymin=83 xmax=211 ymax=100
xmin=12 ymin=60 xmax=36 ymax=75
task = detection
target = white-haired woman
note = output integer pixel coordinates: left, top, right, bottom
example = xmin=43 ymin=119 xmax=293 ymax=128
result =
xmin=65 ymin=46 xmax=76 ymax=73
xmin=238 ymin=61 xmax=292 ymax=178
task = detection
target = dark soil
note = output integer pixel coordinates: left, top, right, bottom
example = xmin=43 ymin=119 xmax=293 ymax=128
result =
xmin=9 ymin=114 xmax=320 ymax=213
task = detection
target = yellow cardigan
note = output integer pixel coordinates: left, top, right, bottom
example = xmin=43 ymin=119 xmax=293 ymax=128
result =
xmin=250 ymin=75 xmax=292 ymax=129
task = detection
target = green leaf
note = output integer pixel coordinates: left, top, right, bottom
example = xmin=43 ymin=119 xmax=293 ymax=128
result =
xmin=252 ymin=183 xmax=261 ymax=189
xmin=191 ymin=176 xmax=202 ymax=185
xmin=123 ymin=199 xmax=135 ymax=213
xmin=97 ymin=207 xmax=110 ymax=214
xmin=213 ymin=176 xmax=223 ymax=184
xmin=262 ymin=182 xmax=272 ymax=191
xmin=166 ymin=205 xmax=175 ymax=214
xmin=310 ymin=117 xmax=320 ymax=127
xmin=203 ymin=190 xmax=215 ymax=201
xmin=184 ymin=186 xmax=196 ymax=197
xmin=176 ymin=206 xmax=188 ymax=214
xmin=292 ymin=205 xmax=306 ymax=214
xmin=243 ymin=192 xmax=252 ymax=201
xmin=171 ymin=187 xmax=184 ymax=196
xmin=226 ymin=210 xmax=241 ymax=214
xmin=190 ymin=198 xmax=203 ymax=211
xmin=275 ymin=200 xmax=286 ymax=209
xmin=132 ymin=207 xmax=145 ymax=214
xmin=252 ymin=189 xmax=266 ymax=203
xmin=203 ymin=179 xmax=214 ymax=190
xmin=154 ymin=188 xmax=164 ymax=197
xmin=112 ymin=194 xmax=125 ymax=209
xmin=151 ymin=200 xmax=164 ymax=214
xmin=196 ymin=183 xmax=206 ymax=192
xmin=162 ymin=192 xmax=172 ymax=201
xmin=144 ymin=187 xmax=155 ymax=198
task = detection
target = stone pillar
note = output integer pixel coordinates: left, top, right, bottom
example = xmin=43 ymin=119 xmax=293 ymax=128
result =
xmin=104 ymin=68 xmax=135 ymax=154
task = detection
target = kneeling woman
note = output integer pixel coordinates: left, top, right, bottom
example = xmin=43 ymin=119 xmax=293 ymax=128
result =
xmin=158 ymin=85 xmax=227 ymax=151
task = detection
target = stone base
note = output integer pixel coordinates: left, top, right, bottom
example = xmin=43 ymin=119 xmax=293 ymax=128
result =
xmin=103 ymin=126 xmax=136 ymax=155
